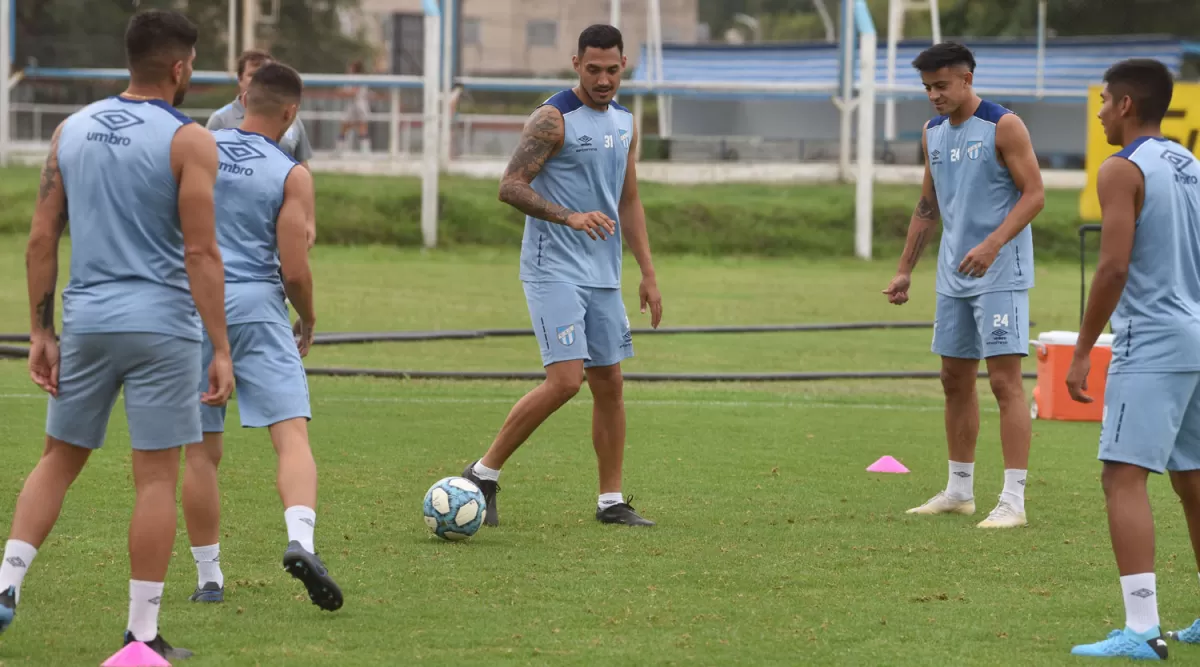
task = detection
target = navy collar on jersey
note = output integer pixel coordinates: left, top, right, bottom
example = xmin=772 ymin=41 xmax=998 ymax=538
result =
xmin=1116 ymin=135 xmax=1170 ymax=159
xmin=110 ymin=95 xmax=193 ymax=125
xmin=229 ymin=127 xmax=287 ymax=154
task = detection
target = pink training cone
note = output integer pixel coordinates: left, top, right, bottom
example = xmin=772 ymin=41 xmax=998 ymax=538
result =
xmin=101 ymin=642 xmax=171 ymax=667
xmin=866 ymin=456 xmax=909 ymax=474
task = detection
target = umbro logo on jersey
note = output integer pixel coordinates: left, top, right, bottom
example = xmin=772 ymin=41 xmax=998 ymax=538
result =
xmin=578 ymin=135 xmax=593 ymax=146
xmin=1164 ymin=150 xmax=1199 ymax=185
xmin=217 ymin=141 xmax=267 ymax=177
xmin=218 ymin=141 xmax=267 ymax=163
xmin=92 ymin=109 xmax=145 ymax=133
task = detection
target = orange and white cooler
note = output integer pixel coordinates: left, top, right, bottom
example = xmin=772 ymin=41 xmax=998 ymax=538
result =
xmin=1030 ymin=330 xmax=1115 ymax=422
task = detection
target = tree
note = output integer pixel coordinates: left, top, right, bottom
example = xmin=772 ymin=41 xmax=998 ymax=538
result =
xmin=14 ymin=0 xmax=374 ymax=73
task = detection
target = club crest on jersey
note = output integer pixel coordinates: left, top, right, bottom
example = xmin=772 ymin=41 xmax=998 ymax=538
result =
xmin=556 ymin=324 xmax=576 ymax=347
xmin=619 ymin=129 xmax=631 ymax=148
xmin=966 ymin=141 xmax=983 ymax=160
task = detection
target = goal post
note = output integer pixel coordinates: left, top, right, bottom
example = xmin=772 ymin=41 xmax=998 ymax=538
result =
xmin=421 ymin=0 xmax=441 ymax=249
xmin=854 ymin=0 xmax=877 ymax=260
xmin=1 ymin=0 xmax=11 ymax=167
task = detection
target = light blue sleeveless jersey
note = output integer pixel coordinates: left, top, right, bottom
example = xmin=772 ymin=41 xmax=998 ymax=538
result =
xmin=211 ymin=128 xmax=298 ymax=327
xmin=57 ymin=96 xmax=200 ymax=340
xmin=518 ymin=90 xmax=634 ymax=289
xmin=926 ymin=100 xmax=1034 ymax=297
xmin=1106 ymin=136 xmax=1200 ymax=374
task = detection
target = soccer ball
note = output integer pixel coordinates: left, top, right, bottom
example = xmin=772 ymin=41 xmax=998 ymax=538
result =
xmin=423 ymin=476 xmax=487 ymax=541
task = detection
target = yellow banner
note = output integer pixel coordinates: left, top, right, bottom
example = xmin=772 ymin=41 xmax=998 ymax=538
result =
xmin=1080 ymin=82 xmax=1200 ymax=220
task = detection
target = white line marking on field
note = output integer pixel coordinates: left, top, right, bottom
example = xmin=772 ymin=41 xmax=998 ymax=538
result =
xmin=311 ymin=395 xmax=997 ymax=413
xmin=0 ymin=393 xmax=999 ymax=414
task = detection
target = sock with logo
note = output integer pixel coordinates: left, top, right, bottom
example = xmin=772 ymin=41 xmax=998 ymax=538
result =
xmin=1001 ymin=469 xmax=1027 ymax=512
xmin=1121 ymin=573 xmax=1160 ymax=634
xmin=946 ymin=461 xmax=975 ymax=501
xmin=127 ymin=580 xmax=165 ymax=642
xmin=0 ymin=540 xmax=37 ymax=604
xmin=598 ymin=493 xmax=624 ymax=510
xmin=284 ymin=506 xmax=316 ymax=553
xmin=190 ymin=543 xmax=222 ymax=588
xmin=472 ymin=461 xmax=501 ymax=482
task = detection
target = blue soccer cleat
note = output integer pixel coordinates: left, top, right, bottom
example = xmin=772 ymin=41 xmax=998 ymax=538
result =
xmin=1071 ymin=627 xmax=1168 ymax=660
xmin=1167 ymin=619 xmax=1200 ymax=644
xmin=0 ymin=586 xmax=14 ymax=634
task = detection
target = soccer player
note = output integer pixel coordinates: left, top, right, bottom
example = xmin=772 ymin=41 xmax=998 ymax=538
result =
xmin=336 ymin=60 xmax=371 ymax=154
xmin=208 ymin=49 xmax=313 ymax=167
xmin=208 ymin=49 xmax=315 ymax=248
xmin=459 ymin=24 xmax=662 ymax=528
xmin=0 ymin=9 xmax=233 ymax=660
xmin=883 ymin=42 xmax=1045 ymax=528
xmin=180 ymin=63 xmax=342 ymax=612
xmin=1066 ymin=58 xmax=1200 ymax=661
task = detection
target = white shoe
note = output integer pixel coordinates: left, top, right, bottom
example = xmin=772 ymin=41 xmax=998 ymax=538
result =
xmin=976 ymin=499 xmax=1027 ymax=528
xmin=906 ymin=491 xmax=975 ymax=515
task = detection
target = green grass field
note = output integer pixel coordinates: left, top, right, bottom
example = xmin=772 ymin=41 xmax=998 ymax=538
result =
xmin=0 ymin=238 xmax=1194 ymax=666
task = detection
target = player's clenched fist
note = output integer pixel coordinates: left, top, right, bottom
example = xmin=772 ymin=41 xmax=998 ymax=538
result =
xmin=882 ymin=273 xmax=912 ymax=305
xmin=566 ymin=211 xmax=616 ymax=240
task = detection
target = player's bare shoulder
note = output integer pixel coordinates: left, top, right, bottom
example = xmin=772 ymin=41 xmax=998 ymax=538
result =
xmin=170 ymin=122 xmax=218 ymax=181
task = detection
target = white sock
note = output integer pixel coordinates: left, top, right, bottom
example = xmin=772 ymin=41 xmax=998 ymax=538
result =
xmin=598 ymin=492 xmax=624 ymax=510
xmin=284 ymin=506 xmax=316 ymax=553
xmin=472 ymin=461 xmax=501 ymax=482
xmin=946 ymin=461 xmax=975 ymax=500
xmin=1001 ymin=469 xmax=1027 ymax=511
xmin=1120 ymin=573 xmax=1160 ymax=634
xmin=190 ymin=544 xmax=223 ymax=588
xmin=127 ymin=580 xmax=165 ymax=642
xmin=0 ymin=540 xmax=37 ymax=604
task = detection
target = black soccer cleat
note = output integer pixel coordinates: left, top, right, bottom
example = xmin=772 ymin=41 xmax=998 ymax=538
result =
xmin=123 ymin=630 xmax=194 ymax=661
xmin=188 ymin=581 xmax=223 ymax=603
xmin=462 ymin=460 xmax=500 ymax=527
xmin=596 ymin=496 xmax=656 ymax=526
xmin=282 ymin=541 xmax=343 ymax=612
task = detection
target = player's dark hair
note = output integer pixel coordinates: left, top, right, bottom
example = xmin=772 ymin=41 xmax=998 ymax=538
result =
xmin=245 ymin=62 xmax=304 ymax=113
xmin=1103 ymin=58 xmax=1174 ymax=125
xmin=578 ymin=24 xmax=623 ymax=56
xmin=912 ymin=42 xmax=976 ymax=73
xmin=237 ymin=48 xmax=272 ymax=78
xmin=124 ymin=9 xmax=199 ymax=83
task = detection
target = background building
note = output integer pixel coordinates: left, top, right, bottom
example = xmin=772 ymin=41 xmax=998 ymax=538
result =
xmin=360 ymin=0 xmax=701 ymax=76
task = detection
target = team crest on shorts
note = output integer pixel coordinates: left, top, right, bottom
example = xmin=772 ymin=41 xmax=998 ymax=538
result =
xmin=556 ymin=324 xmax=576 ymax=346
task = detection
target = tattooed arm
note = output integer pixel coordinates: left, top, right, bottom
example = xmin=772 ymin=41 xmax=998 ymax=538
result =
xmin=498 ymin=105 xmax=571 ymax=222
xmin=882 ymin=123 xmax=939 ymax=306
xmin=498 ymin=104 xmax=615 ymax=240
xmin=27 ymin=122 xmax=69 ymax=338
xmin=898 ymin=124 xmax=940 ymax=275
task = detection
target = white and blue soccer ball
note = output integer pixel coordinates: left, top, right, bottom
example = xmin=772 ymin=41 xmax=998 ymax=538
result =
xmin=423 ymin=476 xmax=486 ymax=541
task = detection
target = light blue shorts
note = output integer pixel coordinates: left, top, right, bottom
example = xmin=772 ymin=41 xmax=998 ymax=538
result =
xmin=523 ymin=281 xmax=634 ymax=369
xmin=201 ymin=322 xmax=311 ymax=433
xmin=47 ymin=332 xmax=202 ymax=451
xmin=931 ymin=290 xmax=1029 ymax=360
xmin=1099 ymin=371 xmax=1200 ymax=474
